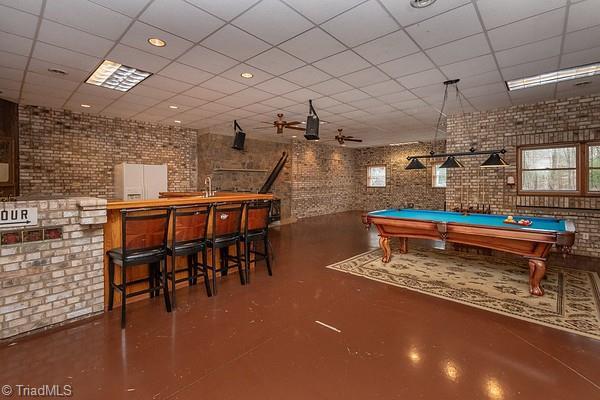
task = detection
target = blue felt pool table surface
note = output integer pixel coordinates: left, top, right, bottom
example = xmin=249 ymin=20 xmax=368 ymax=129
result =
xmin=368 ymin=209 xmax=568 ymax=232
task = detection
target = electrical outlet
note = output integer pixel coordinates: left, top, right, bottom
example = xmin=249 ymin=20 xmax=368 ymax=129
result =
xmin=582 ymin=233 xmax=589 ymax=240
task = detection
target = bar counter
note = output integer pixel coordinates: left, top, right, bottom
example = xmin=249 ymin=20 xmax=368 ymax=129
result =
xmin=103 ymin=192 xmax=273 ymax=308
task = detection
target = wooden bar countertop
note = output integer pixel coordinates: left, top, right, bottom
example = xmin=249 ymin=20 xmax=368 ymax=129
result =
xmin=107 ymin=192 xmax=273 ymax=210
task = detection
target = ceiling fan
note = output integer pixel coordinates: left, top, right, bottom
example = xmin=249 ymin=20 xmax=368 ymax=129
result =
xmin=254 ymin=113 xmax=305 ymax=134
xmin=334 ymin=128 xmax=363 ymax=145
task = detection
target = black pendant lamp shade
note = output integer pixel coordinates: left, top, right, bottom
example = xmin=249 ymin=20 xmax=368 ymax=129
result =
xmin=405 ymin=158 xmax=426 ymax=170
xmin=480 ymin=152 xmax=509 ymax=167
xmin=439 ymin=156 xmax=464 ymax=169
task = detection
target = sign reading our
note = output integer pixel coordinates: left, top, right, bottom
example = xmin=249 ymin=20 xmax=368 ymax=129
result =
xmin=0 ymin=207 xmax=38 ymax=228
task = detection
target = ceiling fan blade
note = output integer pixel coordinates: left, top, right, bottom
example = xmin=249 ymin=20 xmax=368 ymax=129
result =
xmin=285 ymin=121 xmax=302 ymax=126
xmin=286 ymin=126 xmax=306 ymax=131
xmin=344 ymin=138 xmax=363 ymax=142
xmin=344 ymin=135 xmax=354 ymax=139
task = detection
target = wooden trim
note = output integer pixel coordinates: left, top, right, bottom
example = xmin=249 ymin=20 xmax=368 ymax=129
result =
xmin=366 ymin=164 xmax=387 ymax=188
xmin=107 ymin=192 xmax=273 ymax=210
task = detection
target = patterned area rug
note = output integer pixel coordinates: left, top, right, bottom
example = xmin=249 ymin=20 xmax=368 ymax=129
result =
xmin=326 ymin=247 xmax=600 ymax=340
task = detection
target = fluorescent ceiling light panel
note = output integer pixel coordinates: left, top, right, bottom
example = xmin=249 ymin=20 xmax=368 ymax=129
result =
xmin=506 ymin=63 xmax=600 ymax=91
xmin=85 ymin=60 xmax=152 ymax=92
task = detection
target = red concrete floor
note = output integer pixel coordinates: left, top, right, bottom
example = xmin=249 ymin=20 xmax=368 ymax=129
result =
xmin=1 ymin=211 xmax=599 ymax=399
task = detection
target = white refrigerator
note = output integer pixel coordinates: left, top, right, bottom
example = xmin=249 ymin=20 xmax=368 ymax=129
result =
xmin=114 ymin=163 xmax=168 ymax=200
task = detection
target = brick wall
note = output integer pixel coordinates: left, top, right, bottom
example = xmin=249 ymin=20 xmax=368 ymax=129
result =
xmin=356 ymin=141 xmax=447 ymax=211
xmin=18 ymin=105 xmax=198 ymax=198
xmin=446 ymin=94 xmax=600 ymax=257
xmin=291 ymin=141 xmax=359 ymax=219
xmin=0 ymin=197 xmax=106 ymax=339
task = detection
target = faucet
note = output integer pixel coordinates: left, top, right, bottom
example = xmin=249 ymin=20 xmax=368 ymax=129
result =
xmin=204 ymin=176 xmax=213 ymax=197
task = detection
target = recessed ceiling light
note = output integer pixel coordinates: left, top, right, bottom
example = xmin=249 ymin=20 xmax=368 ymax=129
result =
xmin=291 ymin=135 xmax=297 ymax=138
xmin=240 ymin=72 xmax=253 ymax=79
xmin=506 ymin=63 xmax=600 ymax=91
xmin=174 ymin=120 xmax=181 ymax=124
xmin=86 ymin=60 xmax=152 ymax=92
xmin=80 ymin=104 xmax=91 ymax=108
xmin=48 ymin=68 xmax=68 ymax=76
xmin=410 ymin=0 xmax=437 ymax=8
xmin=148 ymin=37 xmax=166 ymax=47
xmin=169 ymin=105 xmax=178 ymax=109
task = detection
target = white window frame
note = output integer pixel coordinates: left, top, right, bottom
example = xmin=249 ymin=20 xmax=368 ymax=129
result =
xmin=367 ymin=165 xmax=386 ymax=188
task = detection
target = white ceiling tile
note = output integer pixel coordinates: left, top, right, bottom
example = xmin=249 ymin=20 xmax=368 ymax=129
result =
xmin=260 ymin=96 xmax=297 ymax=108
xmin=107 ymin=44 xmax=171 ymax=72
xmin=38 ymin=19 xmax=114 ymax=58
xmin=186 ymin=0 xmax=259 ymax=21
xmin=215 ymin=87 xmax=273 ymax=107
xmin=391 ymin=98 xmax=428 ymax=110
xmin=308 ymin=78 xmax=354 ymax=95
xmin=487 ymin=8 xmax=566 ymax=51
xmin=410 ymin=83 xmax=445 ymax=98
xmin=0 ymin=77 xmax=22 ymax=91
xmin=241 ymin=102 xmax=274 ymax=114
xmin=64 ymin=93 xmax=114 ymax=110
xmin=425 ymin=33 xmax=491 ymax=66
xmin=129 ymin=84 xmax=177 ymax=100
xmin=0 ymin=50 xmax=28 ymax=69
xmin=562 ymin=24 xmax=600 ymax=53
xmin=246 ymin=48 xmax=305 ymax=75
xmin=566 ymin=0 xmax=600 ymax=32
xmin=476 ymin=0 xmax=566 ymax=30
xmin=311 ymin=97 xmax=342 ymax=109
xmin=118 ymin=93 xmax=162 ymax=106
xmin=197 ymin=102 xmax=234 ymax=113
xmin=45 ymin=0 xmax=131 ymax=40
xmin=90 ymin=0 xmax=152 ymax=17
xmin=200 ymin=76 xmax=247 ymax=94
xmin=120 ymin=21 xmax=194 ymax=60
xmin=509 ymin=84 xmax=556 ymax=101
xmin=143 ymin=75 xmax=194 ymax=93
xmin=158 ymin=63 xmax=213 ymax=85
xmin=331 ymin=88 xmax=370 ymax=102
xmin=0 ymin=89 xmax=21 ymax=102
xmin=0 ymin=31 xmax=33 ymax=56
xmin=140 ymin=0 xmax=224 ymax=42
xmin=379 ymin=90 xmax=418 ymax=104
xmin=25 ymin=71 xmax=80 ymax=91
xmin=255 ymin=77 xmax=301 ymax=95
xmin=280 ymin=65 xmax=331 ymax=86
xmin=32 ymin=42 xmax=101 ymax=71
xmin=380 ymin=0 xmax=469 ymax=27
xmin=396 ymin=69 xmax=446 ymax=89
xmin=321 ymin=1 xmax=398 ymax=47
xmin=439 ymin=54 xmax=498 ymax=78
xmin=282 ymin=88 xmax=322 ymax=102
xmin=458 ymin=70 xmax=503 ymax=89
xmin=460 ymin=82 xmax=507 ymax=97
xmin=26 ymin=58 xmax=89 ymax=83
xmin=284 ymin=0 xmax=364 ymax=24
xmin=219 ymin=63 xmax=274 ymax=85
xmin=378 ymin=52 xmax=435 ymax=78
xmin=325 ymin=103 xmax=357 ymax=114
xmin=495 ymin=36 xmax=562 ymax=68
xmin=0 ymin=66 xmax=25 ymax=81
xmin=560 ymin=46 xmax=600 ymax=68
xmin=500 ymin=56 xmax=560 ymax=80
xmin=406 ymin=4 xmax=482 ymax=49
xmin=340 ymin=109 xmax=370 ymax=119
xmin=0 ymin=0 xmax=43 ymax=14
xmin=361 ymin=80 xmax=405 ymax=96
xmin=167 ymin=94 xmax=209 ymax=107
xmin=353 ymin=30 xmax=419 ymax=65
xmin=183 ymin=86 xmax=228 ymax=101
xmin=278 ymin=28 xmax=345 ymax=63
xmin=348 ymin=97 xmax=385 ymax=109
xmin=178 ymin=45 xmax=239 ymax=74
xmin=21 ymin=93 xmax=68 ymax=108
xmin=201 ymin=25 xmax=271 ymax=61
xmin=232 ymin=0 xmax=312 ymax=45
xmin=339 ymin=67 xmax=389 ymax=87
xmin=0 ymin=4 xmax=38 ymax=38
xmin=313 ymin=51 xmax=370 ymax=76
xmin=75 ymin=82 xmax=125 ymax=99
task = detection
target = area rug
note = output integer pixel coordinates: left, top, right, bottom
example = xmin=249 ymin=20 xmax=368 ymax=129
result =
xmin=326 ymin=247 xmax=600 ymax=340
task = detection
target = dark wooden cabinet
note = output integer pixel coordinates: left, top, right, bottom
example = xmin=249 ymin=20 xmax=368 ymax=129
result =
xmin=0 ymin=98 xmax=19 ymax=197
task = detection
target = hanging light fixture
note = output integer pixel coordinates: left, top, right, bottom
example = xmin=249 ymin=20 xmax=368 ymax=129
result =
xmin=481 ymin=151 xmax=509 ymax=167
xmin=406 ymin=158 xmax=426 ymax=170
xmin=440 ymin=156 xmax=464 ymax=169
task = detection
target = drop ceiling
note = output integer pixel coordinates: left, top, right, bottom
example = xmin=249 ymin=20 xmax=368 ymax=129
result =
xmin=0 ymin=0 xmax=599 ymax=146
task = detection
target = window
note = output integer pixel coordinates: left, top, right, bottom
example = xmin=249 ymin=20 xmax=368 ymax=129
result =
xmin=367 ymin=165 xmax=386 ymax=187
xmin=589 ymin=144 xmax=600 ymax=192
xmin=432 ymin=163 xmax=447 ymax=188
xmin=519 ymin=145 xmax=578 ymax=192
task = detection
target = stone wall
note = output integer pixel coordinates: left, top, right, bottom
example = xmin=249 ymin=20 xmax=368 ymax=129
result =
xmin=0 ymin=197 xmax=106 ymax=339
xmin=18 ymin=105 xmax=198 ymax=198
xmin=291 ymin=141 xmax=359 ymax=219
xmin=446 ymin=94 xmax=600 ymax=257
xmin=356 ymin=141 xmax=447 ymax=211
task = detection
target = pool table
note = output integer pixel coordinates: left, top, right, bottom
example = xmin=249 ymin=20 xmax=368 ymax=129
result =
xmin=362 ymin=209 xmax=576 ymax=296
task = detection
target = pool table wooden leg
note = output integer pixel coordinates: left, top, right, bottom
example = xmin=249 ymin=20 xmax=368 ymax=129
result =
xmin=398 ymin=237 xmax=407 ymax=254
xmin=380 ymin=236 xmax=391 ymax=263
xmin=528 ymin=259 xmax=546 ymax=296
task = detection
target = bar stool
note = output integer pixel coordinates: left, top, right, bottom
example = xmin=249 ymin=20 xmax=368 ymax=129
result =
xmin=107 ymin=207 xmax=172 ymax=329
xmin=166 ymin=205 xmax=212 ymax=307
xmin=241 ymin=200 xmax=273 ymax=283
xmin=205 ymin=203 xmax=245 ymax=294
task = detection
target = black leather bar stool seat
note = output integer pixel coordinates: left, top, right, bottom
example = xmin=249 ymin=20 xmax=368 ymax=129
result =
xmin=166 ymin=205 xmax=212 ymax=307
xmin=240 ymin=200 xmax=273 ymax=283
xmin=107 ymin=207 xmax=172 ymax=329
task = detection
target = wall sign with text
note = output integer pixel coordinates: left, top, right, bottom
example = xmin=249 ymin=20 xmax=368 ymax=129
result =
xmin=0 ymin=207 xmax=38 ymax=228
